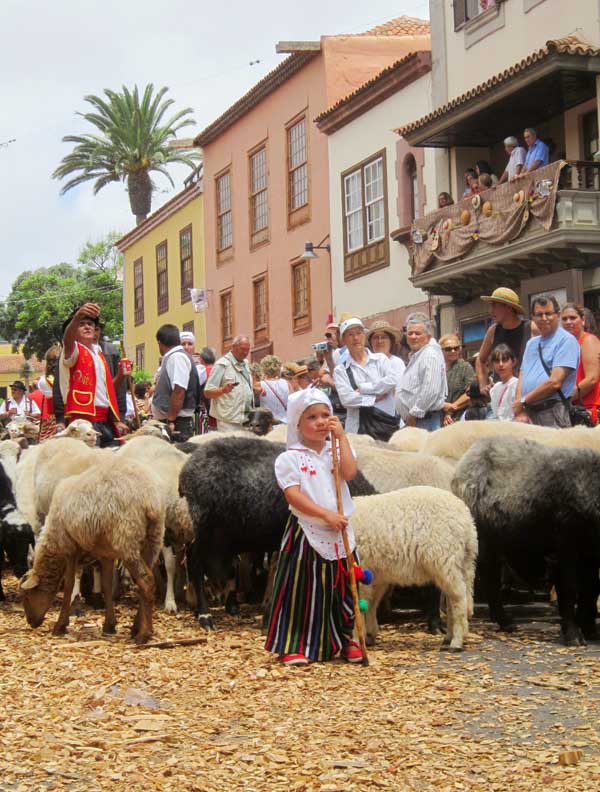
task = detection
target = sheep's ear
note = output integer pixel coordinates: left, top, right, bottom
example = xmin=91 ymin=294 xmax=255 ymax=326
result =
xmin=20 ymin=571 xmax=39 ymax=590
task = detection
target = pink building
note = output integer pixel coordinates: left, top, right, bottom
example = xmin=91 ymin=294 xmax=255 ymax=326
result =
xmin=195 ymin=17 xmax=430 ymax=361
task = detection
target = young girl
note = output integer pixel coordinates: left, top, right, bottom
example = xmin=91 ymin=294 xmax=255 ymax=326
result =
xmin=265 ymin=388 xmax=362 ymax=666
xmin=489 ymin=344 xmax=518 ymax=421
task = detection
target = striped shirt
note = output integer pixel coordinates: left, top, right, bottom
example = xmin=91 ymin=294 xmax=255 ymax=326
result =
xmin=396 ymin=340 xmax=447 ymax=419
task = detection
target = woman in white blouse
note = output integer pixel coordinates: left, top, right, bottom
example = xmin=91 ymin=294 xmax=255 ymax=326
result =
xmin=333 ymin=317 xmax=397 ymax=436
xmin=257 ymin=355 xmax=289 ymax=424
xmin=366 ymin=320 xmax=406 ymax=395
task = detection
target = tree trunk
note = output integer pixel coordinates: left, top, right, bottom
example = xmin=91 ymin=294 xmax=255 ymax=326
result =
xmin=127 ymin=169 xmax=152 ymax=224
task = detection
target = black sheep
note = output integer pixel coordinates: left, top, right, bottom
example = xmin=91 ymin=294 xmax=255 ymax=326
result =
xmin=452 ymin=436 xmax=600 ymax=646
xmin=0 ymin=462 xmax=34 ymax=600
xmin=179 ymin=436 xmax=376 ymax=629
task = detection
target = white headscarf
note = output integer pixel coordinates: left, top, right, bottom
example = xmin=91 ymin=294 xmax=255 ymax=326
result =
xmin=180 ymin=331 xmax=196 ymax=344
xmin=286 ymin=388 xmax=332 ymax=448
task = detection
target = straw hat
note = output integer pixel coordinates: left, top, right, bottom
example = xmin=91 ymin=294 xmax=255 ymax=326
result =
xmin=366 ymin=320 xmax=400 ymax=345
xmin=480 ymin=287 xmax=525 ymax=315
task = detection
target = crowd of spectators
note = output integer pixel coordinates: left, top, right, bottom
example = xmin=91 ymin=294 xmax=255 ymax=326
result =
xmin=438 ymin=127 xmax=552 ymax=208
xmin=14 ymin=276 xmax=599 ymax=446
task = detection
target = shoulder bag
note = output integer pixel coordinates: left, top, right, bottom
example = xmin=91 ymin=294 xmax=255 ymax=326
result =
xmin=536 ymin=344 xmax=594 ymax=427
xmin=345 ymin=365 xmax=399 ymax=442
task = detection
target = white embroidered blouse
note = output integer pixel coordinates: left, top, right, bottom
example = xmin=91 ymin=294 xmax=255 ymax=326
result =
xmin=274 ymin=442 xmax=356 ymax=561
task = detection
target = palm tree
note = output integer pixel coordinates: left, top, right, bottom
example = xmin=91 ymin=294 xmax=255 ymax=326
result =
xmin=53 ymin=84 xmax=200 ymax=224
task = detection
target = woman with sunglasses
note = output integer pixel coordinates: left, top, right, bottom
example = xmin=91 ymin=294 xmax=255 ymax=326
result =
xmin=440 ymin=334 xmax=475 ymax=426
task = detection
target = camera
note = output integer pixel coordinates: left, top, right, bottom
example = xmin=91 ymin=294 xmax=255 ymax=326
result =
xmin=312 ymin=341 xmax=329 ymax=352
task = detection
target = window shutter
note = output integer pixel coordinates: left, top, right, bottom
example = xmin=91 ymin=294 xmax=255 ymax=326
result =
xmin=454 ymin=0 xmax=467 ymax=29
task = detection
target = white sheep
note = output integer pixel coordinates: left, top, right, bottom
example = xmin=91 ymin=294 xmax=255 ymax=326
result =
xmin=353 ymin=486 xmax=477 ymax=651
xmin=389 ymin=426 xmax=428 ymax=453
xmin=355 ymin=446 xmax=455 ymax=492
xmin=117 ymin=435 xmax=194 ymax=613
xmin=422 ymin=420 xmax=600 ymax=463
xmin=20 ymin=456 xmax=166 ymax=644
xmin=121 ymin=419 xmax=170 ymax=443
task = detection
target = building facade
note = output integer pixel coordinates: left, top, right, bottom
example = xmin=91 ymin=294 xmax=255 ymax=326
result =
xmin=398 ymin=0 xmax=600 ymax=353
xmin=195 ymin=17 xmax=430 ymax=361
xmin=117 ymin=176 xmax=206 ymax=375
xmin=316 ymin=51 xmax=433 ymax=330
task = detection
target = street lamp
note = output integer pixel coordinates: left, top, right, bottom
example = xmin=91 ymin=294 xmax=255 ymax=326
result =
xmin=301 ymin=241 xmax=331 ymax=260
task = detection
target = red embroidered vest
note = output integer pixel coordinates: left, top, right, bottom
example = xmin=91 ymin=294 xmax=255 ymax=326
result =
xmin=65 ymin=342 xmax=120 ymax=422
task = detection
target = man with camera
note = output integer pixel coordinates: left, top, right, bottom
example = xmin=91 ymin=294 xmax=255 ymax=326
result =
xmin=204 ymin=335 xmax=253 ymax=432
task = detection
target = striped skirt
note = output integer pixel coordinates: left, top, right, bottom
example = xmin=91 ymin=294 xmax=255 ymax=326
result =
xmin=264 ymin=515 xmax=357 ymax=662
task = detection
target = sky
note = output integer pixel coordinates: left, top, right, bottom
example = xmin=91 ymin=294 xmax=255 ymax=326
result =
xmin=0 ymin=0 xmax=429 ymax=298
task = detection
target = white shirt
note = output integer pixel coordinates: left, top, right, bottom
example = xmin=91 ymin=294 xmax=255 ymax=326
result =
xmin=7 ymin=395 xmax=40 ymax=416
xmin=275 ymin=443 xmax=356 ymax=561
xmin=125 ymin=392 xmax=135 ymax=418
xmin=490 ymin=377 xmax=518 ymax=421
xmin=396 ymin=340 xmax=447 ymax=419
xmin=151 ymin=345 xmax=194 ymax=419
xmin=387 ymin=355 xmax=406 ymax=398
xmin=506 ymin=146 xmax=526 ymax=180
xmin=259 ymin=378 xmax=289 ymax=423
xmin=333 ymin=350 xmax=396 ymax=433
xmin=62 ymin=342 xmax=109 ymax=408
xmin=37 ymin=376 xmax=53 ymax=398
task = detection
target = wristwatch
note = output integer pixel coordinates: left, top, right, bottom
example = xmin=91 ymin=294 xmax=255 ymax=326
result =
xmin=520 ymin=396 xmax=527 ymax=406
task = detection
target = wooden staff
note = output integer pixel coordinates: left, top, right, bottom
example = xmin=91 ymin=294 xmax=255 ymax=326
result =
xmin=119 ymin=341 xmax=141 ymax=429
xmin=330 ymin=432 xmax=369 ymax=667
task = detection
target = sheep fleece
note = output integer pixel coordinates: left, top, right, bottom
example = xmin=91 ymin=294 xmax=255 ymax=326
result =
xmin=42 ymin=459 xmax=165 ymax=565
xmin=353 ymin=487 xmax=477 ymax=592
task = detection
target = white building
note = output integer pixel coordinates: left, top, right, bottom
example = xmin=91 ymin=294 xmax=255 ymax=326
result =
xmin=316 ymin=50 xmax=441 ymax=331
xmin=398 ymin=0 xmax=600 ymax=353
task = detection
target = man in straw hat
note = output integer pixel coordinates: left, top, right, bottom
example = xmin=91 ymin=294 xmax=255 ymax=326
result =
xmin=476 ymin=287 xmax=532 ymax=394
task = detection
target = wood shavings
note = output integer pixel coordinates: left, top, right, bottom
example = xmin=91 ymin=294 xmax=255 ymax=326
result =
xmin=0 ymin=574 xmax=598 ymax=792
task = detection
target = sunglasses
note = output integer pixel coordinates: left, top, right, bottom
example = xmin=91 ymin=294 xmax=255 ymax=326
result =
xmin=442 ymin=346 xmax=460 ymax=352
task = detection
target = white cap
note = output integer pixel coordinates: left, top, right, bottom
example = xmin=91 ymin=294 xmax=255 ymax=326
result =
xmin=339 ymin=317 xmax=365 ymax=338
xmin=180 ymin=331 xmax=196 ymax=344
xmin=286 ymin=388 xmax=332 ymax=448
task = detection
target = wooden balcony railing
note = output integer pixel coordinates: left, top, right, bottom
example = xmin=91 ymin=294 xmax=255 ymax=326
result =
xmin=559 ymin=160 xmax=600 ymax=191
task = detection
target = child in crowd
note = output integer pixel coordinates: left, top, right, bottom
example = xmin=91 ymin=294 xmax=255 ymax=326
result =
xmin=489 ymin=344 xmax=518 ymax=421
xmin=265 ymin=388 xmax=362 ymax=666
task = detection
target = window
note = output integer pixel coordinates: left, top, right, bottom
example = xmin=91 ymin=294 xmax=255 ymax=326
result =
xmin=406 ymin=155 xmax=420 ymax=222
xmin=180 ymin=225 xmax=193 ymax=303
xmin=341 ymin=152 xmax=389 ymax=281
xmin=253 ymin=275 xmax=268 ymax=343
xmin=291 ymin=260 xmax=311 ymax=333
xmin=287 ymin=116 xmax=309 ymax=217
xmin=216 ymin=170 xmax=233 ymax=252
xmin=182 ymin=320 xmax=194 ymax=335
xmin=583 ymin=111 xmax=599 ymax=161
xmin=220 ymin=289 xmax=233 ymax=345
xmin=133 ymin=257 xmax=144 ymax=326
xmin=135 ymin=343 xmax=145 ymax=371
xmin=454 ymin=0 xmax=497 ymax=28
xmin=249 ymin=146 xmax=268 ymax=243
xmin=156 ymin=241 xmax=168 ymax=314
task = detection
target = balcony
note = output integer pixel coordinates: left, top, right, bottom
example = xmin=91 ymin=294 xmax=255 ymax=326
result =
xmin=408 ymin=161 xmax=600 ymax=300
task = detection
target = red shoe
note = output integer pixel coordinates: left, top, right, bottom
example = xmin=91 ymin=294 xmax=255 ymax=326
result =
xmin=281 ymin=653 xmax=309 ymax=667
xmin=343 ymin=640 xmax=363 ymax=663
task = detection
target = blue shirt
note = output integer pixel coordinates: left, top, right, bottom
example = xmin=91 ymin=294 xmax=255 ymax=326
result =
xmin=521 ymin=326 xmax=580 ymax=401
xmin=525 ymin=138 xmax=549 ymax=170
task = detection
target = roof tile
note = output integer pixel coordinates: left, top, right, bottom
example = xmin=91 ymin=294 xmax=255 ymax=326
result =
xmin=358 ymin=15 xmax=430 ymax=36
xmin=397 ymin=36 xmax=600 ymax=137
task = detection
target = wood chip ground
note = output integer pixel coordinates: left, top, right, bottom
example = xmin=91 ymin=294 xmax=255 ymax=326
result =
xmin=0 ymin=578 xmax=598 ymax=792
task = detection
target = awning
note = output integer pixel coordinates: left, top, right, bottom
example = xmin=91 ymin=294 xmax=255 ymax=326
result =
xmin=398 ymin=37 xmax=600 ymax=147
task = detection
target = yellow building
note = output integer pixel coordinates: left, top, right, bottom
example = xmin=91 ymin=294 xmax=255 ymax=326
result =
xmin=116 ymin=174 xmax=206 ymax=375
xmin=0 ymin=342 xmax=44 ymax=402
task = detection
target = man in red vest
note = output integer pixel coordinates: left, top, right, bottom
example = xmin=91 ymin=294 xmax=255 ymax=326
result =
xmin=59 ymin=302 xmax=128 ymax=446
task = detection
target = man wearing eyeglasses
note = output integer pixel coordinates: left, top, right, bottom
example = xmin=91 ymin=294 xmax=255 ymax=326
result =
xmin=513 ymin=295 xmax=579 ymax=428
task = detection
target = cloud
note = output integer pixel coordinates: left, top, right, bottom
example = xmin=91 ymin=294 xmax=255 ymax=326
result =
xmin=0 ymin=0 xmax=428 ymax=296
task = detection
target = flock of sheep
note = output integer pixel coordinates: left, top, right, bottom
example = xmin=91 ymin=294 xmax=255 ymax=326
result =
xmin=1 ymin=416 xmax=599 ymax=651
